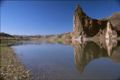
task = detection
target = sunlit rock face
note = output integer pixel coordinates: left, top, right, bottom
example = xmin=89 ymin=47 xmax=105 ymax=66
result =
xmin=72 ymin=5 xmax=85 ymax=38
xmin=72 ymin=5 xmax=107 ymax=38
xmin=72 ymin=5 xmax=120 ymax=39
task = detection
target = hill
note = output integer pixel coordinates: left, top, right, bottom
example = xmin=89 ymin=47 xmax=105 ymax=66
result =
xmin=0 ymin=32 xmax=14 ymax=37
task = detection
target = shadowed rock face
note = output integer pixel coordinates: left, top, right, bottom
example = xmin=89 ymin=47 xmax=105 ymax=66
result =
xmin=73 ymin=5 xmax=120 ymax=38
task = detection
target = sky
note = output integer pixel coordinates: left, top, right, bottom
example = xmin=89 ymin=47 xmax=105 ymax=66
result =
xmin=1 ymin=0 xmax=120 ymax=35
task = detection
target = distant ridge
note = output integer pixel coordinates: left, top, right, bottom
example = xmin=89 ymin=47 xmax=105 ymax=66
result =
xmin=0 ymin=32 xmax=14 ymax=37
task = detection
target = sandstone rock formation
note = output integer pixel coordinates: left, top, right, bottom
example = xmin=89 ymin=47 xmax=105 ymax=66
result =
xmin=72 ymin=5 xmax=120 ymax=39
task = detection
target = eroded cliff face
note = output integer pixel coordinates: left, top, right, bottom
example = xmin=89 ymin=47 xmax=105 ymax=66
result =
xmin=73 ymin=5 xmax=85 ymax=38
xmin=72 ymin=5 xmax=120 ymax=39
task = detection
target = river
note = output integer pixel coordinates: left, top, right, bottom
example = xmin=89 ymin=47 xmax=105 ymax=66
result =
xmin=11 ymin=41 xmax=120 ymax=80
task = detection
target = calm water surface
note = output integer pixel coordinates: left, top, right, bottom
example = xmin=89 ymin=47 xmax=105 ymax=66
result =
xmin=12 ymin=41 xmax=120 ymax=80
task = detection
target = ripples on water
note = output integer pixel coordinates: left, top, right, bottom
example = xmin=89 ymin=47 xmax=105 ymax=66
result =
xmin=12 ymin=41 xmax=120 ymax=80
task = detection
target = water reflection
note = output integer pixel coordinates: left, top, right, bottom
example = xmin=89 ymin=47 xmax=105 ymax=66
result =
xmin=73 ymin=40 xmax=120 ymax=80
xmin=11 ymin=39 xmax=120 ymax=80
xmin=73 ymin=41 xmax=108 ymax=73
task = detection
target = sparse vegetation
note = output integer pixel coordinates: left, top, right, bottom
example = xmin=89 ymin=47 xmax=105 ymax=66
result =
xmin=0 ymin=40 xmax=31 ymax=80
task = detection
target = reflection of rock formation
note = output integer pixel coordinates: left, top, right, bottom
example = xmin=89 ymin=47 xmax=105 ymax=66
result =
xmin=73 ymin=41 xmax=108 ymax=73
xmin=111 ymin=47 xmax=120 ymax=62
xmin=110 ymin=41 xmax=120 ymax=63
xmin=73 ymin=40 xmax=120 ymax=73
xmin=73 ymin=41 xmax=85 ymax=72
xmin=105 ymin=38 xmax=117 ymax=56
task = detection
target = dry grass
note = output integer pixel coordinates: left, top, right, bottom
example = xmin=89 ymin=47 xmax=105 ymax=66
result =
xmin=0 ymin=46 xmax=31 ymax=80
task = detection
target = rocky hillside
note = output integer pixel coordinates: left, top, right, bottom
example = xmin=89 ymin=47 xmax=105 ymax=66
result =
xmin=0 ymin=32 xmax=29 ymax=40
